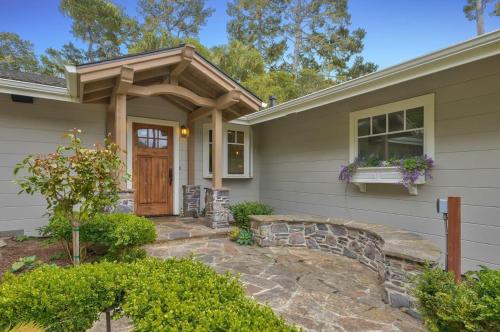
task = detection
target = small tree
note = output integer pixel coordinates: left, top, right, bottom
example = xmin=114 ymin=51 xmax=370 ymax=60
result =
xmin=14 ymin=129 xmax=125 ymax=265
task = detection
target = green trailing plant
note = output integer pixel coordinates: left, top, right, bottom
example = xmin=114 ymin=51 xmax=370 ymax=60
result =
xmin=229 ymin=201 xmax=273 ymax=230
xmin=0 ymin=258 xmax=297 ymax=332
xmin=10 ymin=256 xmax=40 ymax=273
xmin=236 ymin=229 xmax=254 ymax=246
xmin=414 ymin=265 xmax=500 ymax=331
xmin=48 ymin=252 xmax=66 ymax=262
xmin=14 ymin=130 xmax=126 ymax=265
xmin=40 ymin=213 xmax=156 ymax=262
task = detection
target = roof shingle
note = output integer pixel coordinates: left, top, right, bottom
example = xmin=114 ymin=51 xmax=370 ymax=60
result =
xmin=0 ymin=68 xmax=66 ymax=88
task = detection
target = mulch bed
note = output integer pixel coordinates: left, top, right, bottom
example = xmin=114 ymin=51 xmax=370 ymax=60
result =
xmin=0 ymin=237 xmax=70 ymax=276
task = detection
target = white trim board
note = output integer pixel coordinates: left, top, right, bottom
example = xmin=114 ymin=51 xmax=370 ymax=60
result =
xmin=348 ymin=93 xmax=435 ymax=162
xmin=126 ymin=116 xmax=180 ymax=215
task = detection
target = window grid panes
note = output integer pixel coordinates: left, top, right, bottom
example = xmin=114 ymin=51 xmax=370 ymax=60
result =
xmin=227 ymin=130 xmax=245 ymax=174
xmin=136 ymin=128 xmax=168 ymax=149
xmin=357 ymin=107 xmax=424 ymax=161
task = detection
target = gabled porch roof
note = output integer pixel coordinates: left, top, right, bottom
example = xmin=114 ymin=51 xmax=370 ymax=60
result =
xmin=67 ymin=44 xmax=264 ymax=122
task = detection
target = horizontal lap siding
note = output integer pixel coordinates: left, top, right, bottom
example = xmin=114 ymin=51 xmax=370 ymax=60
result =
xmin=256 ymin=55 xmax=500 ymax=272
xmin=0 ymin=94 xmax=106 ymax=235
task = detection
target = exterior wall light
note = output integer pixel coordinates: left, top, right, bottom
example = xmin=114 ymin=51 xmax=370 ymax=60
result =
xmin=180 ymin=125 xmax=190 ymax=138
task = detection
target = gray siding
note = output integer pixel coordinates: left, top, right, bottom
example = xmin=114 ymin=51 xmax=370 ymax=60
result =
xmin=0 ymin=94 xmax=106 ymax=235
xmin=0 ymin=94 xmax=260 ymax=235
xmin=255 ymin=55 xmax=500 ymax=272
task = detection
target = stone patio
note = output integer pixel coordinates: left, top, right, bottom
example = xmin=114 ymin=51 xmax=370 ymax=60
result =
xmin=145 ymin=238 xmax=425 ymax=332
xmin=90 ymin=217 xmax=426 ymax=332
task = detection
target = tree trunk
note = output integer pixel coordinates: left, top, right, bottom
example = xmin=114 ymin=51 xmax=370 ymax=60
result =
xmin=292 ymin=0 xmax=303 ymax=75
xmin=71 ymin=220 xmax=80 ymax=265
xmin=476 ymin=0 xmax=485 ymax=35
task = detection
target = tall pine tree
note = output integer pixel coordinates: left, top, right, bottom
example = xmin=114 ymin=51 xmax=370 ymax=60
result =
xmin=226 ymin=0 xmax=287 ymax=67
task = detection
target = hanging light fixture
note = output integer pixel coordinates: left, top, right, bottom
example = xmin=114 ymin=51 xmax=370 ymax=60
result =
xmin=180 ymin=125 xmax=190 ymax=138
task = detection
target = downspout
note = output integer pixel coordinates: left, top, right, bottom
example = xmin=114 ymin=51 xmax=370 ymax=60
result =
xmin=64 ymin=65 xmax=79 ymax=102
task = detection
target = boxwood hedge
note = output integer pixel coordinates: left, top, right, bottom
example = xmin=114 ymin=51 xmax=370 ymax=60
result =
xmin=0 ymin=258 xmax=297 ymax=332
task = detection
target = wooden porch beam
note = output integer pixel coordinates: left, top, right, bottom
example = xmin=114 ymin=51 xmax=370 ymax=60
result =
xmin=216 ymin=90 xmax=241 ymax=110
xmin=116 ymin=65 xmax=135 ymax=95
xmin=170 ymin=45 xmax=195 ymax=85
xmin=128 ymin=83 xmax=216 ymax=108
xmin=211 ymin=108 xmax=223 ymax=188
xmin=83 ymin=88 xmax=112 ymax=103
xmin=134 ymin=67 xmax=169 ymax=83
xmin=188 ymin=106 xmax=212 ymax=123
xmin=84 ymin=79 xmax=115 ymax=94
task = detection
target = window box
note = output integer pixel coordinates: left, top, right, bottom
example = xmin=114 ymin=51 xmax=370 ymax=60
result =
xmin=351 ymin=166 xmax=425 ymax=195
xmin=345 ymin=94 xmax=435 ymax=196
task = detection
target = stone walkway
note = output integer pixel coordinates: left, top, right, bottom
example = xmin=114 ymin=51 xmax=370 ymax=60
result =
xmin=145 ymin=239 xmax=425 ymax=332
xmin=152 ymin=216 xmax=229 ymax=243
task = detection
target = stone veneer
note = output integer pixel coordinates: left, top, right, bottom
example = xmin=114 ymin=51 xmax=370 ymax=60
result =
xmin=109 ymin=190 xmax=134 ymax=214
xmin=204 ymin=188 xmax=230 ymax=229
xmin=182 ymin=185 xmax=200 ymax=217
xmin=250 ymin=215 xmax=441 ymax=318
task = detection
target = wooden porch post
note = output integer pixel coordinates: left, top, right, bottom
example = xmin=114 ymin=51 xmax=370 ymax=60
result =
xmin=211 ymin=108 xmax=223 ymax=188
xmin=187 ymin=121 xmax=195 ymax=185
xmin=114 ymin=94 xmax=127 ymax=189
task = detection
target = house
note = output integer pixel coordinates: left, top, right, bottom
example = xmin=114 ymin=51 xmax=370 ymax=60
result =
xmin=0 ymin=30 xmax=499 ymax=273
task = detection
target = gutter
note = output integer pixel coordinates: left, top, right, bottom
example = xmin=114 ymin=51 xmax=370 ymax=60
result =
xmin=0 ymin=77 xmax=73 ymax=102
xmin=241 ymin=29 xmax=500 ymax=125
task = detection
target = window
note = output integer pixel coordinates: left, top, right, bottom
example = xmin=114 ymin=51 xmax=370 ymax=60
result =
xmin=349 ymin=94 xmax=434 ymax=163
xmin=136 ymin=127 xmax=168 ymax=149
xmin=203 ymin=123 xmax=251 ymax=178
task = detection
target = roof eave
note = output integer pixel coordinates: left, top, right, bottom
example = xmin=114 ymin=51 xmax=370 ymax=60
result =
xmin=0 ymin=77 xmax=73 ymax=102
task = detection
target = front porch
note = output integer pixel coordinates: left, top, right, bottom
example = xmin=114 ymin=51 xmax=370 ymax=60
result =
xmin=71 ymin=45 xmax=264 ymax=227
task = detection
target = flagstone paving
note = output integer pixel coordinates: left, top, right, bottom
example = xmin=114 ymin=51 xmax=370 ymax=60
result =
xmin=151 ymin=216 xmax=229 ymax=243
xmin=145 ymin=238 xmax=425 ymax=332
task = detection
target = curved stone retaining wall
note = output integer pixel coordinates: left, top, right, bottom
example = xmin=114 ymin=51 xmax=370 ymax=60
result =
xmin=250 ymin=215 xmax=441 ymax=317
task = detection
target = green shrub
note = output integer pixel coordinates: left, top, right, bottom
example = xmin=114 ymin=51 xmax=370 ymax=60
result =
xmin=414 ymin=266 xmax=500 ymax=331
xmin=236 ymin=229 xmax=254 ymax=246
xmin=0 ymin=262 xmax=124 ymax=332
xmin=230 ymin=201 xmax=273 ymax=229
xmin=228 ymin=227 xmax=240 ymax=241
xmin=0 ymin=258 xmax=297 ymax=332
xmin=41 ymin=213 xmax=156 ymax=262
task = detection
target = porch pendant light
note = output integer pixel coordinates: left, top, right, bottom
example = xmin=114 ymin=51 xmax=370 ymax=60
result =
xmin=180 ymin=126 xmax=190 ymax=138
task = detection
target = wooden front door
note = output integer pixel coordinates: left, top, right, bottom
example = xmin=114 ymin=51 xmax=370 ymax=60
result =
xmin=133 ymin=123 xmax=173 ymax=216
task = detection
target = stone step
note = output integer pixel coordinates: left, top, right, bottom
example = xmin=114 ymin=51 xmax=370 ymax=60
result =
xmin=151 ymin=216 xmax=230 ymax=244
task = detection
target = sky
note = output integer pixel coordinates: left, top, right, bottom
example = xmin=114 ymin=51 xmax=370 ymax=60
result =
xmin=0 ymin=0 xmax=499 ymax=69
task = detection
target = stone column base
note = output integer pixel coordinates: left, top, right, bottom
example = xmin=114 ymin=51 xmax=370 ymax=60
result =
xmin=182 ymin=185 xmax=200 ymax=217
xmin=112 ymin=190 xmax=135 ymax=214
xmin=204 ymin=187 xmax=230 ymax=228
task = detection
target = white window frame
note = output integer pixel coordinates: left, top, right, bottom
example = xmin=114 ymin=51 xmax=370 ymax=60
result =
xmin=349 ymin=93 xmax=435 ymax=162
xmin=203 ymin=123 xmax=252 ymax=178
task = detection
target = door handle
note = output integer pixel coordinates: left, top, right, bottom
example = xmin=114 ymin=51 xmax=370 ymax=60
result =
xmin=169 ymin=168 xmax=173 ymax=186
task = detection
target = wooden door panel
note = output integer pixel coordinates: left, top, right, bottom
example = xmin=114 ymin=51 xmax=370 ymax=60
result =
xmin=133 ymin=123 xmax=173 ymax=216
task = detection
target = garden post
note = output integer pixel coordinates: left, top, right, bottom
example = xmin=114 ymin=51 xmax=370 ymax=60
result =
xmin=447 ymin=196 xmax=461 ymax=282
xmin=72 ymin=221 xmax=80 ymax=265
